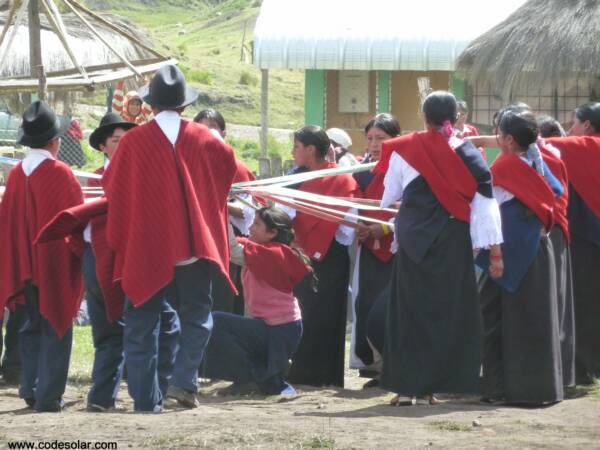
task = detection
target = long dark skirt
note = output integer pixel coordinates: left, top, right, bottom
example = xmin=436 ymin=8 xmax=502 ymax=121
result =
xmin=479 ymin=236 xmax=563 ymax=404
xmin=366 ymin=282 xmax=391 ymax=357
xmin=571 ymin=234 xmax=600 ymax=384
xmin=549 ymin=227 xmax=576 ymax=387
xmin=350 ymin=246 xmax=392 ymax=373
xmin=380 ymin=220 xmax=483 ymax=396
xmin=288 ymin=240 xmax=349 ymax=388
xmin=211 ymin=263 xmax=244 ymax=315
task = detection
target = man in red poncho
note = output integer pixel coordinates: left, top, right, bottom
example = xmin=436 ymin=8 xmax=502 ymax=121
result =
xmin=0 ymin=101 xmax=84 ymax=412
xmin=103 ymin=65 xmax=238 ymax=412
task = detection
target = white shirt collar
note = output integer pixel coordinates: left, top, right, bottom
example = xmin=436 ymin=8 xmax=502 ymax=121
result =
xmin=22 ymin=149 xmax=55 ymax=177
xmin=154 ymin=110 xmax=182 ymax=147
xmin=104 ymin=158 xmax=110 ymax=170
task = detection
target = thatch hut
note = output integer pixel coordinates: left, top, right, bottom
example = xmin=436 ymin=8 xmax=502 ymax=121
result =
xmin=457 ymin=0 xmax=600 ymax=127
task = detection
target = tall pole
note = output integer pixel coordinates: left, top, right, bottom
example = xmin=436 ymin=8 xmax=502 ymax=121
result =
xmin=28 ymin=0 xmax=45 ymax=100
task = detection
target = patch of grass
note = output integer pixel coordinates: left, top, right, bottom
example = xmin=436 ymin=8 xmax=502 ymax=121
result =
xmin=429 ymin=420 xmax=472 ymax=433
xmin=226 ymin=133 xmax=292 ymax=173
xmin=180 ymin=65 xmax=212 ymax=85
xmin=80 ymin=141 xmax=106 ymax=173
xmin=69 ymin=326 xmax=94 ymax=383
xmin=296 ymin=435 xmax=336 ymax=449
xmin=239 ymin=70 xmax=258 ymax=87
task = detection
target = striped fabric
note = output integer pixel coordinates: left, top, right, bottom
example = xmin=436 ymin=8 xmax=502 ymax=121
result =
xmin=0 ymin=160 xmax=84 ymax=337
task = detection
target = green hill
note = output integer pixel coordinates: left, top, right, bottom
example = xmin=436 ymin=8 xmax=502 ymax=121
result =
xmin=93 ymin=0 xmax=304 ymax=129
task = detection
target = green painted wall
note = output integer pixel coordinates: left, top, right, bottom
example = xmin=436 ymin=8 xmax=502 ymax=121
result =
xmin=450 ymin=75 xmax=465 ymax=101
xmin=377 ymin=71 xmax=391 ymax=113
xmin=304 ymin=69 xmax=325 ymax=127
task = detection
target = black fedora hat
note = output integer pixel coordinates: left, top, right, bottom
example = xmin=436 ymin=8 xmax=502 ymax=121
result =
xmin=142 ymin=64 xmax=198 ymax=109
xmin=17 ymin=101 xmax=70 ymax=148
xmin=89 ymin=113 xmax=137 ymax=151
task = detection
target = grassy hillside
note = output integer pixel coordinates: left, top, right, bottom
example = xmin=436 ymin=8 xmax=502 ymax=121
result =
xmin=94 ymin=0 xmax=304 ymax=129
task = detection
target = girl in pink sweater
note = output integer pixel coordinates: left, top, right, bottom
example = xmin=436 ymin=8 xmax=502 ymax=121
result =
xmin=203 ymin=206 xmax=315 ymax=397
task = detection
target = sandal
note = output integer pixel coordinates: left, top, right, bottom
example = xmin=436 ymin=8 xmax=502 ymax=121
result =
xmin=389 ymin=395 xmax=416 ymax=406
xmin=415 ymin=394 xmax=440 ymax=405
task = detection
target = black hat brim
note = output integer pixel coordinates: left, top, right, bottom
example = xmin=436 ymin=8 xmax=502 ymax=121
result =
xmin=142 ymin=85 xmax=199 ymax=110
xmin=17 ymin=115 xmax=70 ymax=148
xmin=89 ymin=121 xmax=137 ymax=151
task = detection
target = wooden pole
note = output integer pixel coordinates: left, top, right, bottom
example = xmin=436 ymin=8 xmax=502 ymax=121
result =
xmin=37 ymin=64 xmax=47 ymax=101
xmin=28 ymin=0 xmax=42 ymax=103
xmin=260 ymin=68 xmax=269 ymax=158
xmin=0 ymin=0 xmax=29 ymax=74
xmin=62 ymin=0 xmax=142 ymax=77
xmin=39 ymin=0 xmax=89 ymax=81
xmin=0 ymin=0 xmax=20 ymax=50
xmin=66 ymin=0 xmax=166 ymax=59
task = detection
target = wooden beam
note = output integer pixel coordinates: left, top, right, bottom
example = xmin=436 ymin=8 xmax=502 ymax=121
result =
xmin=39 ymin=0 xmax=89 ymax=81
xmin=67 ymin=0 xmax=166 ymax=60
xmin=28 ymin=0 xmax=42 ymax=80
xmin=0 ymin=0 xmax=20 ymax=50
xmin=0 ymin=0 xmax=30 ymax=74
xmin=37 ymin=64 xmax=47 ymax=100
xmin=62 ymin=0 xmax=142 ymax=77
xmin=260 ymin=68 xmax=269 ymax=158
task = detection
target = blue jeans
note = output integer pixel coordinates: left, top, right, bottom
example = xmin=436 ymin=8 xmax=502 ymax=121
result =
xmin=83 ymin=244 xmax=124 ymax=408
xmin=19 ymin=283 xmax=72 ymax=411
xmin=204 ymin=312 xmax=302 ymax=395
xmin=123 ymin=293 xmax=180 ymax=412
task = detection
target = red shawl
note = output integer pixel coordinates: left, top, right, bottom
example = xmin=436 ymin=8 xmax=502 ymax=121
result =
xmin=293 ymin=162 xmax=359 ymax=261
xmin=87 ymin=166 xmax=105 ymax=189
xmin=360 ymin=171 xmax=394 ymax=262
xmin=491 ymin=154 xmax=555 ymax=231
xmin=540 ymin=144 xmax=570 ymax=240
xmin=233 ymin=159 xmax=256 ymax=183
xmin=37 ymin=198 xmax=124 ymax=322
xmin=375 ymin=130 xmax=477 ymax=222
xmin=545 ymin=134 xmax=600 ymax=220
xmin=103 ymin=119 xmax=237 ymax=306
xmin=0 ymin=160 xmax=84 ymax=337
xmin=238 ymin=238 xmax=311 ymax=292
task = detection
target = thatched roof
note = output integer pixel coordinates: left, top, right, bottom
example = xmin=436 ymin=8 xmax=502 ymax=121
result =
xmin=456 ymin=0 xmax=600 ymax=98
xmin=0 ymin=10 xmax=154 ymax=78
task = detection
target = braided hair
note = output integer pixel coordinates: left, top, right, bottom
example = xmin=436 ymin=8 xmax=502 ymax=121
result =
xmin=256 ymin=206 xmax=318 ymax=292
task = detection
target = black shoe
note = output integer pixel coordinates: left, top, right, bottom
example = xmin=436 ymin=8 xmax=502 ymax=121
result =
xmin=24 ymin=398 xmax=35 ymax=409
xmin=165 ymin=386 xmax=199 ymax=408
xmin=36 ymin=399 xmax=65 ymax=412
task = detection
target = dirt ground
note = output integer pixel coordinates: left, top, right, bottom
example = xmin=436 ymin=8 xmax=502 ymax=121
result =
xmin=1 ymin=364 xmax=600 ymax=450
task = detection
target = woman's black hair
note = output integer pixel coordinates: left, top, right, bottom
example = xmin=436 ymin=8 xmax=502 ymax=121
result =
xmin=493 ymin=103 xmax=531 ymax=130
xmin=193 ymin=108 xmax=226 ymax=132
xmin=364 ymin=113 xmax=402 ymax=137
xmin=574 ymin=102 xmax=600 ymax=133
xmin=422 ymin=91 xmax=458 ymax=126
xmin=538 ymin=115 xmax=566 ymax=138
xmin=294 ymin=125 xmax=330 ymax=159
xmin=256 ymin=206 xmax=318 ymax=291
xmin=499 ymin=110 xmax=538 ymax=149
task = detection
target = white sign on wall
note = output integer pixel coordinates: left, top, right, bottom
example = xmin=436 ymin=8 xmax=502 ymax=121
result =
xmin=338 ymin=71 xmax=369 ymax=113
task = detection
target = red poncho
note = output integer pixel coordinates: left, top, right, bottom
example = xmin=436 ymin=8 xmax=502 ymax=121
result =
xmin=37 ymin=198 xmax=124 ymax=322
xmin=0 ymin=160 xmax=84 ymax=337
xmin=545 ymin=134 xmax=600 ymax=220
xmin=491 ymin=154 xmax=555 ymax=231
xmin=376 ymin=130 xmax=477 ymax=223
xmin=233 ymin=159 xmax=256 ymax=183
xmin=292 ymin=162 xmax=359 ymax=261
xmin=103 ymin=119 xmax=237 ymax=306
xmin=540 ymin=144 xmax=570 ymax=240
xmin=359 ymin=171 xmax=394 ymax=262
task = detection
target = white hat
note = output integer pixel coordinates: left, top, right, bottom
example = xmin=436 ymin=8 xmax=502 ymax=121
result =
xmin=326 ymin=128 xmax=352 ymax=149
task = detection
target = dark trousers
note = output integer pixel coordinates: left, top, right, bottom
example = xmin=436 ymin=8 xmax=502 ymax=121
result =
xmin=19 ymin=283 xmax=72 ymax=411
xmin=1 ymin=303 xmax=26 ymax=381
xmin=204 ymin=312 xmax=302 ymax=394
xmin=83 ymin=244 xmax=124 ymax=408
xmin=366 ymin=283 xmax=391 ymax=357
xmin=123 ymin=260 xmax=212 ymax=411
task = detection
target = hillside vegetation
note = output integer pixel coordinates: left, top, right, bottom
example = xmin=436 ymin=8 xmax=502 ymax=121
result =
xmin=92 ymin=0 xmax=304 ymax=129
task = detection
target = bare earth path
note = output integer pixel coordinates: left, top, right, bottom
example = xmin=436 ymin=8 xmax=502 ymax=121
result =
xmin=1 ymin=367 xmax=599 ymax=449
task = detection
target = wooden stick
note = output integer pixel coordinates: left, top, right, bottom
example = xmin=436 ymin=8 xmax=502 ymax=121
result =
xmin=37 ymin=64 xmax=47 ymax=100
xmin=61 ymin=0 xmax=142 ymax=77
xmin=66 ymin=0 xmax=166 ymax=60
xmin=39 ymin=0 xmax=89 ymax=81
xmin=0 ymin=0 xmax=20 ymax=50
xmin=0 ymin=0 xmax=30 ymax=74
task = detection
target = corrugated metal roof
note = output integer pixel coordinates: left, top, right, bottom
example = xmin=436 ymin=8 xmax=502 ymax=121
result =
xmin=253 ymin=0 xmax=527 ymax=71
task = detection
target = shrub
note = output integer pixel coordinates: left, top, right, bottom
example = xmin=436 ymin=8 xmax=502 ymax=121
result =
xmin=239 ymin=70 xmax=258 ymax=87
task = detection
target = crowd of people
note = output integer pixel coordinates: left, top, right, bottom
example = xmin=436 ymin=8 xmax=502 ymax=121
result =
xmin=0 ymin=64 xmax=598 ymax=413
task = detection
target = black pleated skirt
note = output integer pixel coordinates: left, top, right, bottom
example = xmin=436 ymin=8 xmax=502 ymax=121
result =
xmin=288 ymin=240 xmax=350 ymax=388
xmin=381 ymin=220 xmax=483 ymax=396
xmin=351 ymin=246 xmax=392 ymax=370
xmin=549 ymin=227 xmax=576 ymax=387
xmin=571 ymin=234 xmax=600 ymax=384
xmin=480 ymin=235 xmax=563 ymax=404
